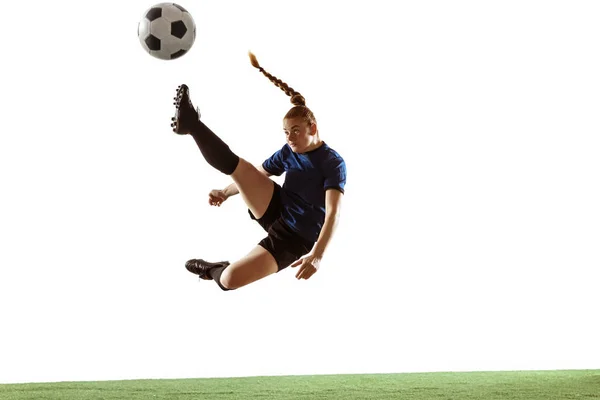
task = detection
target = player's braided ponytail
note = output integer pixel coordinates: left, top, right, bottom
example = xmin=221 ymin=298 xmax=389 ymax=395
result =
xmin=248 ymin=51 xmax=316 ymax=124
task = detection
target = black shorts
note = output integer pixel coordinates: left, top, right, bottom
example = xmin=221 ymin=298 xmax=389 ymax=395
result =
xmin=248 ymin=183 xmax=314 ymax=271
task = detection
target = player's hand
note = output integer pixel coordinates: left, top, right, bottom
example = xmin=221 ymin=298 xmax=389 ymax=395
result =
xmin=208 ymin=190 xmax=228 ymax=207
xmin=290 ymin=254 xmax=321 ymax=280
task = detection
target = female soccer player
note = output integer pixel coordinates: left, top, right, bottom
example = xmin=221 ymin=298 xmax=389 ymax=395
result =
xmin=170 ymin=52 xmax=346 ymax=291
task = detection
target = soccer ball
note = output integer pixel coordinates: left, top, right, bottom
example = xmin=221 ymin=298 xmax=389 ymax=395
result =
xmin=137 ymin=3 xmax=196 ymax=60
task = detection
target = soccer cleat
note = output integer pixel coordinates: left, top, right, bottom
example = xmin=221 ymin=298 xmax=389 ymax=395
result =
xmin=170 ymin=84 xmax=201 ymax=135
xmin=185 ymin=259 xmax=230 ymax=280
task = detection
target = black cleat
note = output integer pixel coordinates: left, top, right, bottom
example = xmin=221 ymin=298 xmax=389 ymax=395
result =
xmin=185 ymin=259 xmax=230 ymax=280
xmin=170 ymin=84 xmax=201 ymax=135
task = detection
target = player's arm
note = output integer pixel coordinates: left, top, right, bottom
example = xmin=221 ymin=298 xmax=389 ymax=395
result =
xmin=312 ymin=189 xmax=343 ymax=259
xmin=221 ymin=164 xmax=271 ymax=198
xmin=291 ymin=188 xmax=343 ymax=279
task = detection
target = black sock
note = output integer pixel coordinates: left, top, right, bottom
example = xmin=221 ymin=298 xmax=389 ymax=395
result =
xmin=189 ymin=120 xmax=240 ymax=175
xmin=209 ymin=265 xmax=232 ymax=291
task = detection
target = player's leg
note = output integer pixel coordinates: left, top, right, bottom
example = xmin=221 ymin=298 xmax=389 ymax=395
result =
xmin=216 ymin=220 xmax=315 ymax=289
xmin=171 ymin=84 xmax=274 ymax=219
xmin=186 ymin=246 xmax=278 ymax=290
xmin=185 ymin=219 xmax=314 ymax=290
xmin=218 ymin=246 xmax=278 ymax=290
xmin=229 ymin=159 xmax=274 ymax=220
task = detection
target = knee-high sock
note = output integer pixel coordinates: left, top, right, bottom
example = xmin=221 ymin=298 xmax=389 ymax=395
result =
xmin=190 ymin=120 xmax=240 ymax=175
xmin=209 ymin=265 xmax=232 ymax=291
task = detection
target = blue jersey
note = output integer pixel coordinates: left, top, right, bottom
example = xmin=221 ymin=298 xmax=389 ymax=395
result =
xmin=262 ymin=142 xmax=346 ymax=243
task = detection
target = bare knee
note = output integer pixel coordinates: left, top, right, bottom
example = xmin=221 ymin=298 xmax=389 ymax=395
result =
xmin=232 ymin=158 xmax=252 ymax=175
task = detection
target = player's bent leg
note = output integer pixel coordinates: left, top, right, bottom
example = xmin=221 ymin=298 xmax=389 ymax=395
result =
xmin=230 ymin=159 xmax=275 ymax=220
xmin=220 ymin=245 xmax=278 ymax=290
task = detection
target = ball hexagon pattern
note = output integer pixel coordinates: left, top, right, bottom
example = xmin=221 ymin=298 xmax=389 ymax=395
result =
xmin=138 ymin=3 xmax=196 ymax=60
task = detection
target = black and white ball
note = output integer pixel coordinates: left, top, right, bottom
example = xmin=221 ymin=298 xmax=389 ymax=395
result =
xmin=138 ymin=3 xmax=196 ymax=60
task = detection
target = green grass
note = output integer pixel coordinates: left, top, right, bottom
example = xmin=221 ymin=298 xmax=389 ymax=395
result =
xmin=1 ymin=370 xmax=599 ymax=400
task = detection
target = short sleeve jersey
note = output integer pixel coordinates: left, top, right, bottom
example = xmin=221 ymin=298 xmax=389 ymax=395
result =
xmin=262 ymin=142 xmax=346 ymax=243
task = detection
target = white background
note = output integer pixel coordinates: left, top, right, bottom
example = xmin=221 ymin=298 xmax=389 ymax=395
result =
xmin=0 ymin=0 xmax=599 ymax=384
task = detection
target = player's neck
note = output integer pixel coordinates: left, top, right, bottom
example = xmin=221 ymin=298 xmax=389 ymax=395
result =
xmin=302 ymin=139 xmax=324 ymax=153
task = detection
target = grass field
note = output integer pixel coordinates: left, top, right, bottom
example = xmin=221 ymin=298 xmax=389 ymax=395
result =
xmin=1 ymin=370 xmax=599 ymax=400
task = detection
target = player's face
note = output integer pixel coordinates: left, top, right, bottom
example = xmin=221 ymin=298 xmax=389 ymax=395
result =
xmin=283 ymin=117 xmax=316 ymax=153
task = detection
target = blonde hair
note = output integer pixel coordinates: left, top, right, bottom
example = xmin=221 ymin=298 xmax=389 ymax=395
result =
xmin=248 ymin=51 xmax=317 ymax=126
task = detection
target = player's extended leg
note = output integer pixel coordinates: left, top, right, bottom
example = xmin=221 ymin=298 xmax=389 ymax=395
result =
xmin=229 ymin=159 xmax=274 ymax=220
xmin=171 ymin=84 xmax=274 ymax=219
xmin=186 ymin=246 xmax=278 ymax=290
